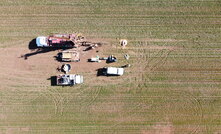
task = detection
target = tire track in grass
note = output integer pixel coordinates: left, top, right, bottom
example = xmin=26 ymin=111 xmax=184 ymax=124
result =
xmin=160 ymin=90 xmax=204 ymax=134
xmin=100 ymin=41 xmax=201 ymax=133
xmin=40 ymin=88 xmax=64 ymax=115
xmin=73 ymin=86 xmax=102 ymax=110
xmin=80 ymin=86 xmax=102 ymax=108
xmin=149 ymin=50 xmax=172 ymax=71
xmin=49 ymin=85 xmax=103 ymax=115
xmin=64 ymin=86 xmax=90 ymax=108
xmin=101 ymin=93 xmax=152 ymax=133
xmin=133 ymin=41 xmax=172 ymax=87
xmin=38 ymin=86 xmax=88 ymax=116
xmin=52 ymin=89 xmax=65 ymax=115
xmin=101 ymin=89 xmax=203 ymax=133
xmin=39 ymin=85 xmax=91 ymax=116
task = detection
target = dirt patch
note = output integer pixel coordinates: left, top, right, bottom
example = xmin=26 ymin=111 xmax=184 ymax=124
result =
xmin=0 ymin=39 xmax=122 ymax=89
xmin=20 ymin=127 xmax=30 ymax=132
xmin=5 ymin=127 xmax=19 ymax=134
xmin=214 ymin=130 xmax=221 ymax=134
xmin=0 ymin=113 xmax=6 ymax=120
xmin=0 ymin=46 xmax=60 ymax=90
xmin=142 ymin=122 xmax=174 ymax=134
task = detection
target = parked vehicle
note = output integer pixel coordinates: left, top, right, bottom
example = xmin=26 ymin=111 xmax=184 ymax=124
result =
xmin=103 ymin=67 xmax=124 ymax=76
xmin=36 ymin=33 xmax=84 ymax=48
xmin=60 ymin=51 xmax=80 ymax=62
xmin=56 ymin=74 xmax=83 ymax=86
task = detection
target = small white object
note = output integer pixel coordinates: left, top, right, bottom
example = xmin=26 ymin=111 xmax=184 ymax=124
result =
xmin=62 ymin=64 xmax=71 ymax=73
xmin=120 ymin=39 xmax=128 ymax=47
xmin=124 ymin=54 xmax=130 ymax=60
xmin=90 ymin=56 xmax=100 ymax=62
xmin=75 ymin=75 xmax=83 ymax=84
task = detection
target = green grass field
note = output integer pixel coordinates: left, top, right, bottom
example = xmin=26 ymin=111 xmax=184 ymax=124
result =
xmin=0 ymin=0 xmax=221 ymax=133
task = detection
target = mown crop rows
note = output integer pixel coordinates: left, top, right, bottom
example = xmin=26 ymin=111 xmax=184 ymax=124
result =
xmin=0 ymin=0 xmax=220 ymax=133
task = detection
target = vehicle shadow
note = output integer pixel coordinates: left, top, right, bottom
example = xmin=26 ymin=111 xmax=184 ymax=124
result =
xmin=28 ymin=39 xmax=38 ymax=50
xmin=54 ymin=53 xmax=62 ymax=62
xmin=47 ymin=76 xmax=57 ymax=86
xmin=96 ymin=68 xmax=106 ymax=76
xmin=21 ymin=48 xmax=59 ymax=60
xmin=20 ymin=38 xmax=70 ymax=60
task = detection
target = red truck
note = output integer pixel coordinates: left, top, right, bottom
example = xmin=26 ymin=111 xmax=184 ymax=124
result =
xmin=36 ymin=33 xmax=84 ymax=48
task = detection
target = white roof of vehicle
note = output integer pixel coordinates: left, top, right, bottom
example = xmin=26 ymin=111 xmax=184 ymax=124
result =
xmin=117 ymin=68 xmax=124 ymax=75
xmin=70 ymin=74 xmax=83 ymax=84
xmin=107 ymin=67 xmax=124 ymax=75
xmin=36 ymin=36 xmax=48 ymax=47
xmin=75 ymin=75 xmax=83 ymax=84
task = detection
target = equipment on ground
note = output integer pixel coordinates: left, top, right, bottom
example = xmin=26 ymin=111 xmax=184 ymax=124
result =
xmin=107 ymin=55 xmax=117 ymax=63
xmin=61 ymin=64 xmax=71 ymax=73
xmin=124 ymin=54 xmax=130 ymax=60
xmin=60 ymin=51 xmax=80 ymax=62
xmin=89 ymin=56 xmax=101 ymax=62
xmin=120 ymin=39 xmax=128 ymax=48
xmin=121 ymin=64 xmax=131 ymax=68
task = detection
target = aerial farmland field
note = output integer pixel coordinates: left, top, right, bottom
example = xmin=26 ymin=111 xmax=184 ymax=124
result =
xmin=0 ymin=0 xmax=221 ymax=133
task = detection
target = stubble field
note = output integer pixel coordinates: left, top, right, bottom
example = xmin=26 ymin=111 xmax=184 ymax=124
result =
xmin=0 ymin=0 xmax=221 ymax=133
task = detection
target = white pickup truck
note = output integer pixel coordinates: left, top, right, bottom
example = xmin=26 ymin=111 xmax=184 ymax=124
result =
xmin=56 ymin=74 xmax=83 ymax=86
xmin=103 ymin=67 xmax=124 ymax=76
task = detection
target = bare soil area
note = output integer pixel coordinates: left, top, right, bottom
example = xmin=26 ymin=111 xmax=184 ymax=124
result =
xmin=0 ymin=40 xmax=118 ymax=89
xmin=142 ymin=122 xmax=174 ymax=134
